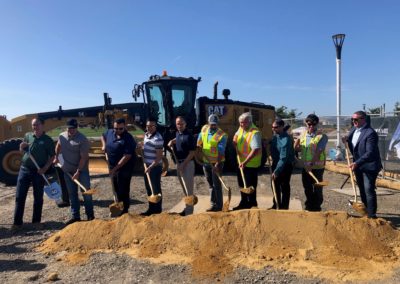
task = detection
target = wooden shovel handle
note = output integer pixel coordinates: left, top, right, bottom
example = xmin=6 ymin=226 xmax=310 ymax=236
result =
xmin=344 ymin=143 xmax=358 ymax=202
xmin=236 ymin=155 xmax=248 ymax=188
xmin=56 ymin=163 xmax=88 ymax=192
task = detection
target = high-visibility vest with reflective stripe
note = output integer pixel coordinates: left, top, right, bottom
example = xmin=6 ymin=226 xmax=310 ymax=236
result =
xmin=235 ymin=124 xmax=261 ymax=168
xmin=199 ymin=125 xmax=226 ymax=163
xmin=299 ymin=131 xmax=326 ymax=169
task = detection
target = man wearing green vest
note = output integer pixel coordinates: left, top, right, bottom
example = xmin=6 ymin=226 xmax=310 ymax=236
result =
xmin=233 ymin=112 xmax=262 ymax=210
xmin=197 ymin=114 xmax=227 ymax=212
xmin=295 ymin=114 xmax=328 ymax=211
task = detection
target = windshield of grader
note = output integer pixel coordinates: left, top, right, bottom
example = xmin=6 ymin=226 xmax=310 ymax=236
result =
xmin=147 ymin=84 xmax=196 ymax=127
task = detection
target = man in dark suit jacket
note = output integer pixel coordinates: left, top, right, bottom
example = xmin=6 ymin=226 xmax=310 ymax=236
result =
xmin=344 ymin=110 xmax=382 ymax=218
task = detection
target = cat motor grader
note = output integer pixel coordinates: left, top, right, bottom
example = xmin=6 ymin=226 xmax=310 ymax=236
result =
xmin=0 ymin=72 xmax=275 ymax=186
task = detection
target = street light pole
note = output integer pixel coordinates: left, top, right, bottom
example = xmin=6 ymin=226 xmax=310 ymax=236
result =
xmin=332 ymin=34 xmax=345 ymax=158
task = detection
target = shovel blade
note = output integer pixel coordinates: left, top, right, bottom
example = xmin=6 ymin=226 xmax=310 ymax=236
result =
xmin=348 ymin=200 xmax=367 ymax=215
xmin=82 ymin=188 xmax=97 ymax=195
xmin=183 ymin=195 xmax=198 ymax=206
xmin=148 ymin=194 xmax=162 ymax=204
xmin=109 ymin=202 xmax=124 ymax=217
xmin=315 ymin=181 xmax=329 ymax=187
xmin=44 ymin=182 xmax=62 ymax=200
xmin=240 ymin=186 xmax=255 ymax=194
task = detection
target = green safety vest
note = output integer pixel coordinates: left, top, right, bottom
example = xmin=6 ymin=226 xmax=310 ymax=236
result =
xmin=199 ymin=125 xmax=226 ymax=163
xmin=299 ymin=131 xmax=326 ymax=169
xmin=235 ymin=124 xmax=261 ymax=168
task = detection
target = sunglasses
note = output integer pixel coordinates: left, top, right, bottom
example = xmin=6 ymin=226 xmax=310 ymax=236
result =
xmin=351 ymin=117 xmax=364 ymax=122
xmin=306 ymin=122 xmax=316 ymax=126
xmin=272 ymin=126 xmax=279 ymax=129
xmin=146 ymin=124 xmax=156 ymax=128
xmin=114 ymin=127 xmax=124 ymax=131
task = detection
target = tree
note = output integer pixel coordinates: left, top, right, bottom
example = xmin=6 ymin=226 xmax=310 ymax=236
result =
xmin=395 ymin=102 xmax=400 ymax=116
xmin=275 ymin=106 xmax=302 ymax=119
xmin=367 ymin=107 xmax=381 ymax=115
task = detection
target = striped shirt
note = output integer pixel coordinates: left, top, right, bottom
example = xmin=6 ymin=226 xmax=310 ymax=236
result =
xmin=143 ymin=131 xmax=164 ymax=165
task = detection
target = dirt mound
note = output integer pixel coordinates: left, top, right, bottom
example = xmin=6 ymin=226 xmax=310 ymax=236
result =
xmin=38 ymin=210 xmax=400 ymax=282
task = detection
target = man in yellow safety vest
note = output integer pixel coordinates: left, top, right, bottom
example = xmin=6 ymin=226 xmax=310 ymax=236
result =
xmin=197 ymin=114 xmax=227 ymax=212
xmin=233 ymin=112 xmax=262 ymax=210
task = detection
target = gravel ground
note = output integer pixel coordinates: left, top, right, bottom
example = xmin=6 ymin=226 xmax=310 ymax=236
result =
xmin=1 ymin=166 xmax=400 ymax=284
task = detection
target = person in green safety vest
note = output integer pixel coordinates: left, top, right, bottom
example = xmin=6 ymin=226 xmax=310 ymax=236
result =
xmin=232 ymin=112 xmax=262 ymax=210
xmin=294 ymin=114 xmax=328 ymax=211
xmin=197 ymin=114 xmax=227 ymax=212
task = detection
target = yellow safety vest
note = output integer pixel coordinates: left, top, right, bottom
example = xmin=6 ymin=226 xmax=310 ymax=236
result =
xmin=199 ymin=125 xmax=226 ymax=163
xmin=299 ymin=131 xmax=326 ymax=169
xmin=234 ymin=124 xmax=261 ymax=168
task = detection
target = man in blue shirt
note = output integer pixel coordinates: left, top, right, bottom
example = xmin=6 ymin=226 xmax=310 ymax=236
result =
xmin=101 ymin=118 xmax=136 ymax=215
xmin=269 ymin=119 xmax=295 ymax=209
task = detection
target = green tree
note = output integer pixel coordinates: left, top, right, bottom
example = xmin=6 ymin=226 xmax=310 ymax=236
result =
xmin=394 ymin=102 xmax=400 ymax=116
xmin=275 ymin=106 xmax=302 ymax=119
xmin=367 ymin=107 xmax=381 ymax=115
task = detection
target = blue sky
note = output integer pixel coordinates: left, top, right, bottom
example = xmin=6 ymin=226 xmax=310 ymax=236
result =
xmin=1 ymin=0 xmax=399 ymax=120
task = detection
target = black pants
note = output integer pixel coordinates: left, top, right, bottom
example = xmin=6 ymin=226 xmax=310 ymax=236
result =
xmin=272 ymin=163 xmax=293 ymax=209
xmin=236 ymin=167 xmax=259 ymax=208
xmin=111 ymin=165 xmax=133 ymax=213
xmin=302 ymin=168 xmax=324 ymax=211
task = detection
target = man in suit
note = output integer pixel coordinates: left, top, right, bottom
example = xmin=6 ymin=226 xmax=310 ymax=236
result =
xmin=344 ymin=110 xmax=382 ymax=218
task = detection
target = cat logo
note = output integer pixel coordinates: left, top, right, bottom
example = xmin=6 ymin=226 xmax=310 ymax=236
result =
xmin=207 ymin=105 xmax=226 ymax=117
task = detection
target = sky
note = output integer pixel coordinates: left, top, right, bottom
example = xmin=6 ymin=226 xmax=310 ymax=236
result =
xmin=1 ymin=0 xmax=400 ymax=120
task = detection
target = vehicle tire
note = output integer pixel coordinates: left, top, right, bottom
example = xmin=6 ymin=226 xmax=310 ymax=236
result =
xmin=0 ymin=139 xmax=23 ymax=186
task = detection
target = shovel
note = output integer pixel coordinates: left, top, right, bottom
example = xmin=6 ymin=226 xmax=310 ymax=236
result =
xmin=169 ymin=147 xmax=198 ymax=206
xmin=266 ymin=155 xmax=279 ymax=209
xmin=215 ymin=172 xmax=231 ymax=212
xmin=307 ymin=170 xmax=329 ymax=187
xmin=236 ymin=155 xmax=255 ymax=194
xmin=139 ymin=149 xmax=162 ymax=204
xmin=344 ymin=143 xmax=367 ymax=215
xmin=29 ymin=153 xmax=62 ymax=201
xmin=103 ymin=153 xmax=124 ymax=217
xmin=55 ymin=163 xmax=97 ymax=195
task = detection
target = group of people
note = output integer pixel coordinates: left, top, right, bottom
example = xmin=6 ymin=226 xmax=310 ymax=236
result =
xmin=12 ymin=109 xmax=382 ymax=229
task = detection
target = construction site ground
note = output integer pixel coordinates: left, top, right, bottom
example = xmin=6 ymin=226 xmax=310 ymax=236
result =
xmin=1 ymin=165 xmax=400 ymax=284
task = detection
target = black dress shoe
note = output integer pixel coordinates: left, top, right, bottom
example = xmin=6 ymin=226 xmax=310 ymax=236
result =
xmin=179 ymin=210 xmax=186 ymax=216
xmin=56 ymin=201 xmax=70 ymax=208
xmin=140 ymin=209 xmax=153 ymax=216
xmin=65 ymin=218 xmax=81 ymax=225
xmin=232 ymin=203 xmax=249 ymax=211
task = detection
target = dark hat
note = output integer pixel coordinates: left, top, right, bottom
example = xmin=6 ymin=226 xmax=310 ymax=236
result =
xmin=305 ymin=114 xmax=319 ymax=124
xmin=66 ymin=118 xmax=78 ymax=128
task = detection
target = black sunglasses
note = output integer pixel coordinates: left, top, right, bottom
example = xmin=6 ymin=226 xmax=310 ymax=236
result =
xmin=114 ymin=127 xmax=124 ymax=131
xmin=351 ymin=117 xmax=364 ymax=122
xmin=272 ymin=126 xmax=279 ymax=129
xmin=306 ymin=122 xmax=316 ymax=126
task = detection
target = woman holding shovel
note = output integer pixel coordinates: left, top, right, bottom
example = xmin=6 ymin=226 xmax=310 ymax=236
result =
xmin=168 ymin=116 xmax=197 ymax=216
xmin=269 ymin=119 xmax=295 ymax=210
xmin=140 ymin=119 xmax=164 ymax=216
xmin=232 ymin=112 xmax=262 ymax=210
xmin=13 ymin=118 xmax=56 ymax=229
xmin=294 ymin=114 xmax=328 ymax=212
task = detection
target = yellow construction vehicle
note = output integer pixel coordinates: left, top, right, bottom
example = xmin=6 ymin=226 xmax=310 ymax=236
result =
xmin=0 ymin=72 xmax=275 ymax=185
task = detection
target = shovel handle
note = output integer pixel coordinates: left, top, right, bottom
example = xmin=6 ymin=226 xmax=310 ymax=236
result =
xmin=344 ymin=143 xmax=358 ymax=202
xmin=236 ymin=155 xmax=248 ymax=188
xmin=215 ymin=172 xmax=230 ymax=192
xmin=55 ymin=163 xmax=89 ymax=193
xmin=307 ymin=170 xmax=321 ymax=184
xmin=29 ymin=153 xmax=51 ymax=186
xmin=266 ymin=155 xmax=280 ymax=209
xmin=169 ymin=147 xmax=189 ymax=197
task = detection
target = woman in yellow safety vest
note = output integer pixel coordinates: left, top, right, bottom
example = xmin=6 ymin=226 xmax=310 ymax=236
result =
xmin=232 ymin=112 xmax=262 ymax=210
xmin=294 ymin=114 xmax=328 ymax=211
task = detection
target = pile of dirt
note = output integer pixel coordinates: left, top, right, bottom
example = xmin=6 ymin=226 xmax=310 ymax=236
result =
xmin=38 ymin=210 xmax=400 ymax=282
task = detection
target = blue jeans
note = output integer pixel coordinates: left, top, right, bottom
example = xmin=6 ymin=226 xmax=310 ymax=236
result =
xmin=13 ymin=166 xmax=45 ymax=225
xmin=354 ymin=169 xmax=378 ymax=218
xmin=64 ymin=171 xmax=94 ymax=219
xmin=203 ymin=163 xmax=223 ymax=210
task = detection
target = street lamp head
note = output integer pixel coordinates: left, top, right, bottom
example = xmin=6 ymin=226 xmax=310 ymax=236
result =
xmin=332 ymin=34 xmax=345 ymax=59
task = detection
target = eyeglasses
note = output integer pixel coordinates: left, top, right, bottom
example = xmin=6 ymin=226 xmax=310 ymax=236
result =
xmin=114 ymin=127 xmax=124 ymax=131
xmin=306 ymin=122 xmax=316 ymax=127
xmin=272 ymin=126 xmax=279 ymax=129
xmin=351 ymin=117 xmax=364 ymax=122
xmin=68 ymin=127 xmax=77 ymax=130
xmin=146 ymin=124 xmax=156 ymax=128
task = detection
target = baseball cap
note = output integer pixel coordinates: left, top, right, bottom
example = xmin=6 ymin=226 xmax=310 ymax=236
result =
xmin=66 ymin=118 xmax=78 ymax=129
xmin=208 ymin=114 xmax=219 ymax=125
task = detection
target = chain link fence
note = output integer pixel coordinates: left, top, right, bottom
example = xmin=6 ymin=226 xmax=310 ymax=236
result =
xmin=283 ymin=114 xmax=400 ymax=175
